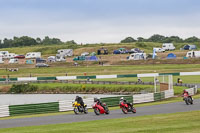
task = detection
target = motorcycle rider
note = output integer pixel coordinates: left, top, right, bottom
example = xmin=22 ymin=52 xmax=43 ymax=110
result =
xmin=75 ymin=96 xmax=85 ymax=108
xmin=182 ymin=89 xmax=192 ymax=100
xmin=120 ymin=97 xmax=132 ymax=107
xmin=94 ymin=97 xmax=105 ymax=109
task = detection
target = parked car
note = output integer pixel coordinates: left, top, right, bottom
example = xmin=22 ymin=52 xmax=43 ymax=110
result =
xmin=14 ymin=55 xmax=25 ymax=59
xmin=35 ymin=63 xmax=49 ymax=68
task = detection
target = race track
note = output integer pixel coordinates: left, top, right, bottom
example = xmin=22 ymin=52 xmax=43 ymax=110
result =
xmin=0 ymin=99 xmax=199 ymax=129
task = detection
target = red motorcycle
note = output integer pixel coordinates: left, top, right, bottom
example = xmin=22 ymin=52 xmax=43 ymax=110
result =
xmin=183 ymin=93 xmax=193 ymax=105
xmin=92 ymin=102 xmax=109 ymax=115
xmin=120 ymin=101 xmax=136 ymax=114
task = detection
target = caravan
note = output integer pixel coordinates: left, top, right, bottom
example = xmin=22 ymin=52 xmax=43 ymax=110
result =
xmin=162 ymin=43 xmax=175 ymax=51
xmin=57 ymin=49 xmax=73 ymax=57
xmin=127 ymin=53 xmax=146 ymax=60
xmin=25 ymin=52 xmax=41 ymax=59
xmin=186 ymin=51 xmax=200 ymax=58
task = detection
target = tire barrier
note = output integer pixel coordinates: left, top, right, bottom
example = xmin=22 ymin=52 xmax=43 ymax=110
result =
xmin=9 ymin=102 xmax=59 ymax=116
xmin=100 ymin=96 xmax=133 ymax=107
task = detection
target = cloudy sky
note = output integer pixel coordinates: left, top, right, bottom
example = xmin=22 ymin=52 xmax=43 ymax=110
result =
xmin=0 ymin=0 xmax=200 ymax=43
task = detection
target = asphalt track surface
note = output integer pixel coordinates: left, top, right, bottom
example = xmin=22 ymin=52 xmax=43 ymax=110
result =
xmin=0 ymin=99 xmax=200 ymax=129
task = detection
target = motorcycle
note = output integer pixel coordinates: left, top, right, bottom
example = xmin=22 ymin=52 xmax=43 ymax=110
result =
xmin=120 ymin=101 xmax=136 ymax=114
xmin=72 ymin=101 xmax=88 ymax=114
xmin=183 ymin=93 xmax=193 ymax=105
xmin=92 ymin=102 xmax=109 ymax=115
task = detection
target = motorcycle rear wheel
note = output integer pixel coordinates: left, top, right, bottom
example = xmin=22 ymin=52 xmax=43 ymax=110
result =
xmin=84 ymin=107 xmax=88 ymax=114
xmin=132 ymin=107 xmax=136 ymax=113
xmin=105 ymin=107 xmax=109 ymax=115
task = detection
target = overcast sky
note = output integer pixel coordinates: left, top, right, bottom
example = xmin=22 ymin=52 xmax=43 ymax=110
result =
xmin=0 ymin=0 xmax=200 ymax=43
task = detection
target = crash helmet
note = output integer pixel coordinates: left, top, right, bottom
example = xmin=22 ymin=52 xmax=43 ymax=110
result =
xmin=183 ymin=89 xmax=187 ymax=93
xmin=120 ymin=97 xmax=124 ymax=101
xmin=76 ymin=96 xmax=79 ymax=99
xmin=94 ymin=97 xmax=98 ymax=102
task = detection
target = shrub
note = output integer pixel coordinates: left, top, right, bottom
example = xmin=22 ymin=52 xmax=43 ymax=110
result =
xmin=9 ymin=84 xmax=38 ymax=93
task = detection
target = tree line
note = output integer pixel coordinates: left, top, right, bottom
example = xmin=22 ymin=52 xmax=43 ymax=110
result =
xmin=0 ymin=36 xmax=77 ymax=48
xmin=121 ymin=34 xmax=200 ymax=43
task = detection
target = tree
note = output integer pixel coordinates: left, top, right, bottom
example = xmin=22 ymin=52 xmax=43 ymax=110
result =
xmin=36 ymin=37 xmax=42 ymax=44
xmin=120 ymin=37 xmax=136 ymax=43
xmin=147 ymin=34 xmax=166 ymax=42
xmin=66 ymin=40 xmax=77 ymax=44
xmin=137 ymin=37 xmax=145 ymax=42
xmin=184 ymin=36 xmax=199 ymax=43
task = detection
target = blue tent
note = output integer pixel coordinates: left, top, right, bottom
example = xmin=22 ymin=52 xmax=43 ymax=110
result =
xmin=166 ymin=53 xmax=176 ymax=59
xmin=85 ymin=56 xmax=98 ymax=61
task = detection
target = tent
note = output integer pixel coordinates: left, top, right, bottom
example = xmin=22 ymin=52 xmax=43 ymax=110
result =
xmin=86 ymin=56 xmax=98 ymax=61
xmin=166 ymin=53 xmax=176 ymax=59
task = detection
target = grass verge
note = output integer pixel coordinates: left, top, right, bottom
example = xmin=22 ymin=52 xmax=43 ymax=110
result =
xmin=0 ymin=110 xmax=200 ymax=133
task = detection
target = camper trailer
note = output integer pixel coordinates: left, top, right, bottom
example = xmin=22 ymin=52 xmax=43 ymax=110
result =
xmin=57 ymin=49 xmax=73 ymax=57
xmin=127 ymin=53 xmax=146 ymax=60
xmin=162 ymin=43 xmax=175 ymax=51
xmin=186 ymin=51 xmax=200 ymax=58
xmin=25 ymin=52 xmax=41 ymax=59
xmin=0 ymin=51 xmax=9 ymax=58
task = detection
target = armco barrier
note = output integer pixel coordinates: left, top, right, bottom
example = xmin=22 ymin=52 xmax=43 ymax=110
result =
xmin=100 ymin=96 xmax=133 ymax=107
xmin=9 ymin=102 xmax=59 ymax=116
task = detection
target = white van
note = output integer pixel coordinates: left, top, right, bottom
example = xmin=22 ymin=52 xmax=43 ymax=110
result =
xmin=153 ymin=48 xmax=165 ymax=53
xmin=25 ymin=52 xmax=41 ymax=59
xmin=162 ymin=43 xmax=175 ymax=51
xmin=127 ymin=53 xmax=146 ymax=60
xmin=186 ymin=51 xmax=200 ymax=58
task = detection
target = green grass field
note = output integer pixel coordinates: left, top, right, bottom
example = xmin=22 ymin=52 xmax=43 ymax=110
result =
xmin=0 ymin=110 xmax=199 ymax=133
xmin=1 ymin=64 xmax=200 ymax=78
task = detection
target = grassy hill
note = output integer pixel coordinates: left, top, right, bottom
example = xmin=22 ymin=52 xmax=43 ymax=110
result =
xmin=0 ymin=42 xmax=197 ymax=57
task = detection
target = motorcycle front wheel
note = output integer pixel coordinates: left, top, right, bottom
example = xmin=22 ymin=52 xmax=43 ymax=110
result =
xmin=74 ymin=108 xmax=79 ymax=114
xmin=122 ymin=107 xmax=128 ymax=114
xmin=94 ymin=108 xmax=100 ymax=115
xmin=184 ymin=98 xmax=189 ymax=105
